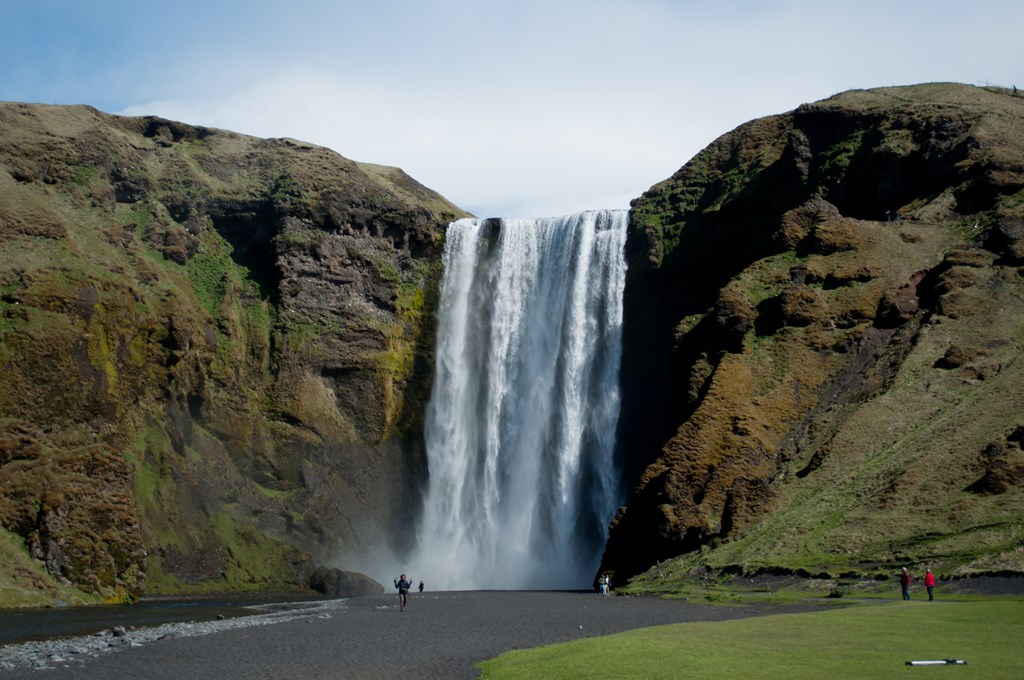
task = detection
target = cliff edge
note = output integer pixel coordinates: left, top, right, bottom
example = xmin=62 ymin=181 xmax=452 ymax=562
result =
xmin=604 ymin=83 xmax=1024 ymax=585
xmin=0 ymin=102 xmax=467 ymax=605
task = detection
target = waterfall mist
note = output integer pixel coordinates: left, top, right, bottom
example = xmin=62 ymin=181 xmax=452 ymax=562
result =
xmin=412 ymin=210 xmax=628 ymax=590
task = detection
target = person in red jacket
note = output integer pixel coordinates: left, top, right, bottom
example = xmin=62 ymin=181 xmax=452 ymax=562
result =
xmin=900 ymin=567 xmax=912 ymax=600
xmin=924 ymin=569 xmax=936 ymax=601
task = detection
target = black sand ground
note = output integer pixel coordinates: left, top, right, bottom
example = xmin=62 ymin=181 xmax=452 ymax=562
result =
xmin=0 ymin=591 xmax=818 ymax=679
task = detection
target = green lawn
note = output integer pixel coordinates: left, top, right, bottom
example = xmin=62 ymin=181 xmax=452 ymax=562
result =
xmin=478 ymin=599 xmax=1023 ymax=679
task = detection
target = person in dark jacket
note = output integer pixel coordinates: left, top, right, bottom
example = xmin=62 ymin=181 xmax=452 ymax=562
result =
xmin=900 ymin=567 xmax=912 ymax=600
xmin=394 ymin=574 xmax=413 ymax=611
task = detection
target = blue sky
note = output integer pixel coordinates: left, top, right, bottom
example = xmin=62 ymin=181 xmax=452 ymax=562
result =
xmin=2 ymin=0 xmax=1022 ymax=218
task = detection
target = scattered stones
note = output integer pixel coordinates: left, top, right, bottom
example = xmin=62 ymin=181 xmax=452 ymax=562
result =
xmin=0 ymin=599 xmax=347 ymax=673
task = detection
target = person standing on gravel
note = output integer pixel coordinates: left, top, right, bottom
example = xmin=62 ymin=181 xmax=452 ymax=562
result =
xmin=394 ymin=574 xmax=413 ymax=611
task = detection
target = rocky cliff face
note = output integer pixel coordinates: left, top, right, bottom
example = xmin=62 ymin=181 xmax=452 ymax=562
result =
xmin=4 ymin=84 xmax=1023 ymax=606
xmin=0 ymin=102 xmax=467 ymax=604
xmin=603 ymin=83 xmax=1024 ymax=585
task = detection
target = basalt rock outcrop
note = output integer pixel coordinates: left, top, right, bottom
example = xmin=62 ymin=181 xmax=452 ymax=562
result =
xmin=308 ymin=566 xmax=384 ymax=597
xmin=0 ymin=102 xmax=466 ymax=604
xmin=603 ymin=83 xmax=1024 ymax=584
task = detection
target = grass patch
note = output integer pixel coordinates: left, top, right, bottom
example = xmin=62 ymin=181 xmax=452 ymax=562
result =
xmin=479 ymin=599 xmax=1024 ymax=679
xmin=187 ymin=229 xmax=234 ymax=316
xmin=207 ymin=512 xmax=302 ymax=588
xmin=817 ymin=129 xmax=866 ymax=180
xmin=0 ymin=528 xmax=99 ymax=608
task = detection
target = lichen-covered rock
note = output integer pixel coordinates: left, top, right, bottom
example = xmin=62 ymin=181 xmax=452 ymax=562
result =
xmin=606 ymin=83 xmax=1024 ymax=585
xmin=0 ymin=102 xmax=467 ymax=604
xmin=970 ymin=430 xmax=1024 ymax=495
xmin=0 ymin=421 xmax=145 ymax=601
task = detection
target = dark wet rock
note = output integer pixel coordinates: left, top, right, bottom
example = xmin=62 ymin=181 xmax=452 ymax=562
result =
xmin=308 ymin=567 xmax=384 ymax=597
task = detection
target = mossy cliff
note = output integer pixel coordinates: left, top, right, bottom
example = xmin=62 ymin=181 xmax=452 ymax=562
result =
xmin=604 ymin=83 xmax=1024 ymax=586
xmin=0 ymin=102 xmax=467 ymax=605
xmin=3 ymin=84 xmax=1023 ymax=606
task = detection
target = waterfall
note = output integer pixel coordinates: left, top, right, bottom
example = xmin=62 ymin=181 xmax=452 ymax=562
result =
xmin=414 ymin=210 xmax=628 ymax=590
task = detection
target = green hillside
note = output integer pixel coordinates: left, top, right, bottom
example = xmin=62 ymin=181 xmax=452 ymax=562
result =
xmin=0 ymin=102 xmax=466 ymax=604
xmin=604 ymin=83 xmax=1024 ymax=589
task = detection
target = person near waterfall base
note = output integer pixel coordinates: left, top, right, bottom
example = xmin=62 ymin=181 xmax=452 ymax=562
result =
xmin=394 ymin=574 xmax=413 ymax=611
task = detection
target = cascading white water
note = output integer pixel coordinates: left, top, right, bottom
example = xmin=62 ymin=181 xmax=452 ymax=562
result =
xmin=413 ymin=210 xmax=628 ymax=590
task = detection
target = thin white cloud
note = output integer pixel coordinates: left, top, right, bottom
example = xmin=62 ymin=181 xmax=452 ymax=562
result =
xmin=7 ymin=0 xmax=1024 ymax=217
xmin=119 ymin=65 xmax=714 ymax=218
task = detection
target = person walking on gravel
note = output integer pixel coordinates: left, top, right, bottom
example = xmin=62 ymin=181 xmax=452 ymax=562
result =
xmin=394 ymin=574 xmax=413 ymax=611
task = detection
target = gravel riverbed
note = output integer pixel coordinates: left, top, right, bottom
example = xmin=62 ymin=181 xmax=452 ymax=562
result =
xmin=0 ymin=599 xmax=344 ymax=675
xmin=0 ymin=591 xmax=817 ymax=679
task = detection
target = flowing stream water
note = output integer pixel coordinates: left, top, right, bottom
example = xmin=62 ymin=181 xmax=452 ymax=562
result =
xmin=0 ymin=594 xmax=330 ymax=646
xmin=412 ymin=210 xmax=628 ymax=590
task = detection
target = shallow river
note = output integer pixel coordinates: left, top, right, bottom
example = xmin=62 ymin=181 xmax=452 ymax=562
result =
xmin=0 ymin=594 xmax=328 ymax=645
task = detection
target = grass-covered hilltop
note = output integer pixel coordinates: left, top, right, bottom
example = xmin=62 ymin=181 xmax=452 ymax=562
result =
xmin=1 ymin=82 xmax=1022 ymax=608
xmin=0 ymin=102 xmax=467 ymax=605
xmin=603 ymin=83 xmax=1024 ymax=590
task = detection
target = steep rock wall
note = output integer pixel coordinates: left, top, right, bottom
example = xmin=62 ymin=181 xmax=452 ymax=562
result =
xmin=605 ymin=83 xmax=1024 ymax=585
xmin=0 ymin=102 xmax=467 ymax=604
